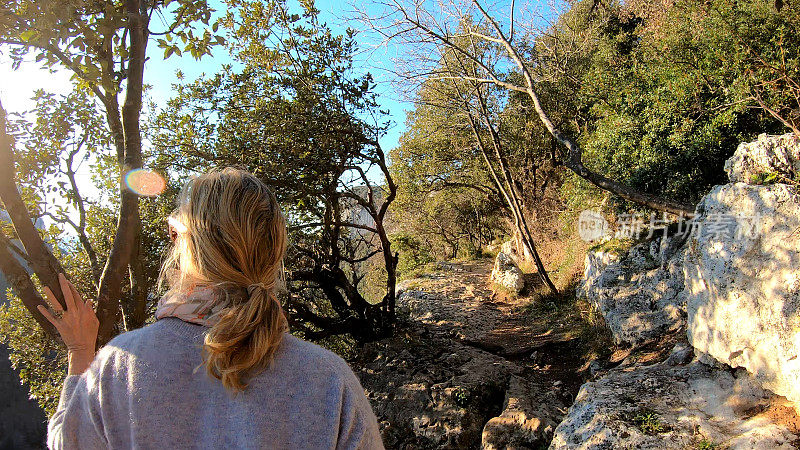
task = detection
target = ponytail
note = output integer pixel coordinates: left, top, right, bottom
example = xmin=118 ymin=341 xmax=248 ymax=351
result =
xmin=203 ymin=284 xmax=287 ymax=391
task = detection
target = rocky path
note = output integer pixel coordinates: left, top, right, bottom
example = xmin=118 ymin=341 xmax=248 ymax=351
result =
xmin=354 ymin=259 xmax=593 ymax=449
xmin=397 ymin=261 xmax=576 ymax=357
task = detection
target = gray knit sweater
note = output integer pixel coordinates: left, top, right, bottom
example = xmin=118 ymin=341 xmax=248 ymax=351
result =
xmin=48 ymin=318 xmax=384 ymax=449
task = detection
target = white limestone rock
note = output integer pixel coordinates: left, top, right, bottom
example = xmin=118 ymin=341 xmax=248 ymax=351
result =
xmin=550 ymin=359 xmax=800 ymax=449
xmin=685 ymin=181 xmax=800 ymax=408
xmin=481 ymin=375 xmax=566 ymax=449
xmin=578 ymin=236 xmax=687 ymax=346
xmin=490 ymin=252 xmax=525 ymax=293
xmin=355 ymin=334 xmax=517 ymax=448
xmin=724 ymin=132 xmax=800 ymax=183
xmin=500 ymin=237 xmax=534 ymax=264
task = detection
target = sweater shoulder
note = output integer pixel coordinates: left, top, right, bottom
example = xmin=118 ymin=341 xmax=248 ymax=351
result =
xmin=94 ymin=319 xmax=203 ymax=367
xmin=95 ymin=321 xmax=360 ymax=388
xmin=98 ymin=322 xmax=352 ymax=371
xmin=277 ymin=334 xmax=356 ymax=379
xmin=104 ymin=318 xmax=195 ymax=348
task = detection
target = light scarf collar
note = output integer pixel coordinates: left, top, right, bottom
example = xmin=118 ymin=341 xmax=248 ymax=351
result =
xmin=155 ymin=284 xmax=247 ymax=327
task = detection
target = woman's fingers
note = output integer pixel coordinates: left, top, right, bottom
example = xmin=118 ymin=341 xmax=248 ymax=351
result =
xmin=82 ymin=297 xmax=99 ymax=324
xmin=67 ymin=279 xmax=98 ymax=323
xmin=67 ymin=278 xmax=88 ymax=312
xmin=42 ymin=274 xmax=95 ymax=323
xmin=58 ymin=273 xmax=78 ymax=312
xmin=39 ymin=274 xmax=99 ymax=369
xmin=36 ymin=304 xmax=62 ymax=329
xmin=43 ymin=286 xmax=64 ymax=313
xmin=68 ymin=279 xmax=81 ymax=303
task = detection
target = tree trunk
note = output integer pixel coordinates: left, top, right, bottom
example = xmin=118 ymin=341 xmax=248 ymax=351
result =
xmin=474 ymin=125 xmax=558 ymax=294
xmin=124 ymin=223 xmax=148 ymax=330
xmin=0 ymin=235 xmax=57 ymax=337
xmin=95 ymin=0 xmax=147 ymax=345
xmin=375 ymin=144 xmax=398 ymax=325
xmin=0 ymin=102 xmax=69 ymax=311
xmin=65 ymin=147 xmax=103 ymax=286
xmin=460 ymin=91 xmax=559 ymax=294
xmin=472 ymin=87 xmax=559 ymax=293
xmin=77 ymin=232 xmax=102 ymax=287
xmin=0 ymin=1 xmax=151 ymax=347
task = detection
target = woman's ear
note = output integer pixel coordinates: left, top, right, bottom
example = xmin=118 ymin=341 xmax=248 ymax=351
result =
xmin=169 ymin=225 xmax=179 ymax=242
xmin=168 ymin=215 xmax=188 ymax=242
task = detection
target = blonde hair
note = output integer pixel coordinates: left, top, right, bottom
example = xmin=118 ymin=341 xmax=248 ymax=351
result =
xmin=159 ymin=168 xmax=288 ymax=391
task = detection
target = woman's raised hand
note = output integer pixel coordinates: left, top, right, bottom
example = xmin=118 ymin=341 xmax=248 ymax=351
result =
xmin=37 ymin=273 xmax=99 ymax=375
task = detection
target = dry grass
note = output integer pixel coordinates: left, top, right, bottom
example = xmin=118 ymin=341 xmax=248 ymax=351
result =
xmin=522 ymin=283 xmax=614 ymax=362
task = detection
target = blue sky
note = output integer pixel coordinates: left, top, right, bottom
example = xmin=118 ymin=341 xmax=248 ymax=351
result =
xmin=0 ymin=0 xmax=564 ymax=229
xmin=1 ymin=0 xmax=565 ymax=154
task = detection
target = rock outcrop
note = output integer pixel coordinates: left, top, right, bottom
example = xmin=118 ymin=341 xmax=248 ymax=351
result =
xmin=0 ymin=345 xmax=47 ymax=449
xmin=358 ymin=261 xmax=577 ymax=448
xmin=551 ymin=351 xmax=800 ymax=449
xmin=579 ymin=133 xmax=800 ymax=409
xmin=500 ymin=237 xmax=533 ymax=264
xmin=685 ymin=181 xmax=800 ymax=407
xmin=578 ymin=236 xmax=687 ymax=346
xmin=357 ymin=331 xmax=571 ymax=449
xmin=564 ymin=133 xmax=800 ymax=446
xmin=356 ymin=332 xmax=513 ymax=448
xmin=0 ymin=280 xmax=47 ymax=450
xmin=724 ymin=132 xmax=800 ymax=183
xmin=490 ymin=252 xmax=525 ymax=294
xmin=364 ymin=133 xmax=800 ymax=448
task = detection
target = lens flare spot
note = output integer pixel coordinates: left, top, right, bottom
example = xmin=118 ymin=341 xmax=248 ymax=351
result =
xmin=125 ymin=169 xmax=166 ymax=197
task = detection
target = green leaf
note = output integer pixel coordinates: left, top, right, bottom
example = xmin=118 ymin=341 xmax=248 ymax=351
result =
xmin=20 ymin=29 xmax=37 ymax=42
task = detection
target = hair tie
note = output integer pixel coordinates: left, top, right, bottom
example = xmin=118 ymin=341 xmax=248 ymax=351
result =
xmin=246 ymin=282 xmax=274 ymax=297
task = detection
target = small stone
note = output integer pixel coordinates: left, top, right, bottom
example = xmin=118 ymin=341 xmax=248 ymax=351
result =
xmin=664 ymin=342 xmax=693 ymax=366
xmin=588 ymin=361 xmax=603 ymax=378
